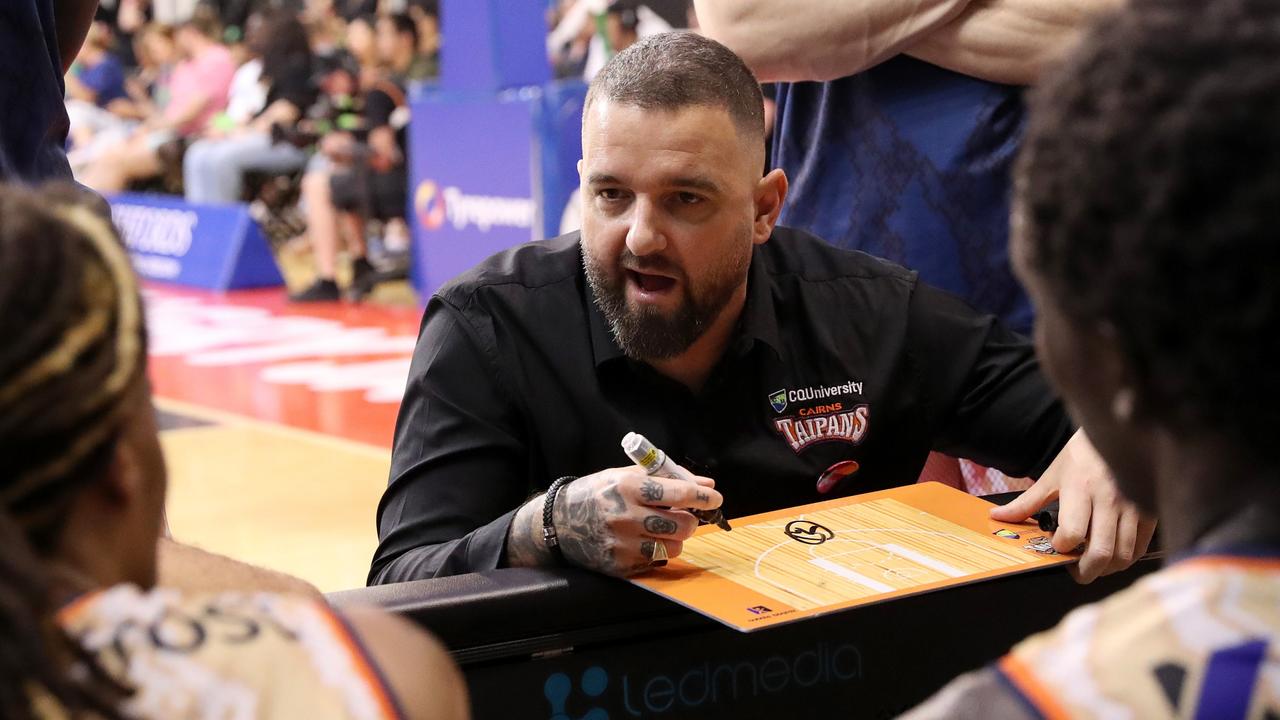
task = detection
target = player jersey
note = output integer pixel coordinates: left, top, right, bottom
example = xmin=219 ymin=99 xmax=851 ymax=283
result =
xmin=53 ymin=584 xmax=404 ymax=720
xmin=904 ymin=548 xmax=1280 ymax=719
xmin=772 ymin=57 xmax=1032 ymax=333
xmin=997 ymin=549 xmax=1280 ymax=718
xmin=0 ymin=0 xmax=74 ymax=182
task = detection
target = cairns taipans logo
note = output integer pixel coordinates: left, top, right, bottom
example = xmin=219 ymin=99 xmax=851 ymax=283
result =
xmin=768 ymin=389 xmax=787 ymax=413
xmin=414 ymin=180 xmax=446 ymax=230
xmin=768 ymin=381 xmax=868 ymax=452
xmin=774 ymin=404 xmax=870 ymax=453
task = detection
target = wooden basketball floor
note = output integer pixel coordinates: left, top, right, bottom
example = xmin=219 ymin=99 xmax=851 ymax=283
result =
xmin=149 ymin=283 xmax=422 ymax=593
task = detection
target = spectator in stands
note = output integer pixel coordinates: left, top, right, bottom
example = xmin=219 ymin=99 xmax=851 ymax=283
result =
xmin=0 ymin=183 xmax=469 ymax=720
xmin=336 ymin=0 xmax=379 ymax=22
xmin=78 ymin=11 xmax=235 ymax=193
xmin=65 ymin=21 xmax=129 ymax=114
xmin=212 ymin=10 xmax=269 ymax=131
xmin=65 ymin=23 xmax=176 ymax=176
xmin=182 ymin=9 xmax=317 ymax=204
xmin=346 ymin=13 xmax=380 ymax=71
xmin=604 ymin=1 xmax=641 ymax=55
xmin=694 ymin=0 xmax=1118 ymax=336
xmin=65 ymin=21 xmax=134 ymax=170
xmin=406 ymin=0 xmax=441 ymax=77
xmin=0 ymin=0 xmax=97 ymax=183
xmin=290 ymin=22 xmax=413 ymax=302
xmin=908 ymin=1 xmax=1280 ymax=715
xmin=377 ymin=12 xmax=434 ymax=85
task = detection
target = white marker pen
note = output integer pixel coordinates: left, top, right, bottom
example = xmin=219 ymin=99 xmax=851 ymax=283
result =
xmin=621 ymin=432 xmax=732 ymax=531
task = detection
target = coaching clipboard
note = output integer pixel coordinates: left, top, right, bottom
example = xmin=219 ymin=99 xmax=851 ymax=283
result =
xmin=629 ymin=482 xmax=1078 ymax=632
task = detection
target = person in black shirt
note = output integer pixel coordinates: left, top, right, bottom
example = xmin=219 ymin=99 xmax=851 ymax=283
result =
xmin=181 ymin=9 xmax=316 ymax=204
xmin=370 ymin=33 xmax=1156 ymax=586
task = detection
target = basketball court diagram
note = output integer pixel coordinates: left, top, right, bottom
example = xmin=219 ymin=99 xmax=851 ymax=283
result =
xmin=631 ymin=484 xmax=1075 ymax=631
xmin=679 ymin=498 xmax=1044 ymax=610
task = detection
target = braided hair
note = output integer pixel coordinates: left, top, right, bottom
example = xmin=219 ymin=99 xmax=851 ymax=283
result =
xmin=0 ymin=185 xmax=144 ymax=719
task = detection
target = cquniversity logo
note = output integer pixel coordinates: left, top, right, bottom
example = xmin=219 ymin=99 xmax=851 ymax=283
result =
xmin=545 ymin=667 xmax=609 ymax=720
xmin=414 ymin=181 xmax=446 ymax=230
xmin=768 ymin=389 xmax=787 ymax=414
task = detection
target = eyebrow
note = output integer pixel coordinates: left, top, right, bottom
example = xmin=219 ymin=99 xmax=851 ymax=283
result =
xmin=585 ymin=173 xmax=721 ymax=195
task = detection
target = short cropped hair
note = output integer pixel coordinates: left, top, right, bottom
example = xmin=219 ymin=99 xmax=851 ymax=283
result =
xmin=585 ymin=32 xmax=765 ymax=141
xmin=1017 ymin=0 xmax=1280 ymax=458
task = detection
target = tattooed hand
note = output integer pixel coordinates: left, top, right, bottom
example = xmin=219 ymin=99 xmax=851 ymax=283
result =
xmin=504 ymin=467 xmax=722 ymax=576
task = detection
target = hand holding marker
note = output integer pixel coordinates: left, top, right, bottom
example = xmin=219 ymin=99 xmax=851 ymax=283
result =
xmin=621 ymin=432 xmax=732 ymax=532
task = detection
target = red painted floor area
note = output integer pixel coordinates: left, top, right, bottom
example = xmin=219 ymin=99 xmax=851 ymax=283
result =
xmin=145 ymin=284 xmax=422 ymax=448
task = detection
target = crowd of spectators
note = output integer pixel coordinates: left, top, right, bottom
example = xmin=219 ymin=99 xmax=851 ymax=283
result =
xmin=71 ymin=0 xmax=441 ymax=302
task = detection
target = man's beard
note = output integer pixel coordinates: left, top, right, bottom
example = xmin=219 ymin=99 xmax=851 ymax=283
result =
xmin=583 ymin=238 xmax=751 ymax=361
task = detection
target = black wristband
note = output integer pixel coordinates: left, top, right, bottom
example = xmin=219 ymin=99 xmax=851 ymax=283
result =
xmin=542 ymin=476 xmax=577 ymax=561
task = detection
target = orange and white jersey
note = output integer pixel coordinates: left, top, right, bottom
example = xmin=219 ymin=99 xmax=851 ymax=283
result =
xmin=1001 ymin=552 xmax=1280 ymax=719
xmin=57 ymin=584 xmax=403 ymax=720
xmin=905 ymin=551 xmax=1280 ymax=720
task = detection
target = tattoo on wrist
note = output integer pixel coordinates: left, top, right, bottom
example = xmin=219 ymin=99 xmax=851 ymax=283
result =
xmin=555 ymin=483 xmax=629 ymax=574
xmin=640 ymin=479 xmax=664 ymax=503
xmin=505 ymin=498 xmax=548 ymax=568
xmin=644 ymin=516 xmax=678 ymax=535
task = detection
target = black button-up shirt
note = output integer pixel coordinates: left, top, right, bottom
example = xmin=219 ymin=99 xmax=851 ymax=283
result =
xmin=370 ymin=227 xmax=1073 ymax=583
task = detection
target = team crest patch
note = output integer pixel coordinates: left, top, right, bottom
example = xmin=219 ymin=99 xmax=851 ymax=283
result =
xmin=768 ymin=389 xmax=788 ymax=413
xmin=773 ymin=404 xmax=870 ymax=452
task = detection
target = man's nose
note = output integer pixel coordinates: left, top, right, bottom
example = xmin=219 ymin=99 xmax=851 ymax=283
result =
xmin=625 ymin=198 xmax=666 ymax=256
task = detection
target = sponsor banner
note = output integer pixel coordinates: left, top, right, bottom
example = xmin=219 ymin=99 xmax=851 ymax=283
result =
xmin=533 ymin=79 xmax=588 ymax=239
xmin=410 ymin=93 xmax=539 ymax=297
xmin=109 ymin=193 xmax=282 ymax=291
xmin=439 ymin=0 xmax=549 ymax=92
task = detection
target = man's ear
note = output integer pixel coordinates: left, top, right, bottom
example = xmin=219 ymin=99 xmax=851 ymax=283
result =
xmin=752 ymin=168 xmax=788 ymax=245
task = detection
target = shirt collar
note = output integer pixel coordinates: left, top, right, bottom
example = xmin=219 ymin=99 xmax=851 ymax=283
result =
xmin=584 ymin=245 xmax=783 ymax=370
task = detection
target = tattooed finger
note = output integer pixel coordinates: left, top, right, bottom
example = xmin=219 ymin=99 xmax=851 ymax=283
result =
xmin=639 ymin=479 xmax=664 ymax=503
xmin=644 ymin=516 xmax=678 ymax=535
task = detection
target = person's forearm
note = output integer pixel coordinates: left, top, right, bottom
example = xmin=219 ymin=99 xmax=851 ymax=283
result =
xmin=504 ymin=495 xmax=556 ymax=568
xmin=160 ymin=94 xmax=212 ymax=134
xmin=370 ymin=507 xmax=523 ymax=584
xmin=906 ymin=0 xmax=1122 ymax=85
xmin=250 ymin=100 xmax=301 ymax=136
xmin=54 ymin=0 xmax=98 ymax=72
xmin=694 ymin=0 xmax=973 ymax=82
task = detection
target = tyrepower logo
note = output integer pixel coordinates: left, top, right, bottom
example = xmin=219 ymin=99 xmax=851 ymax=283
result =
xmin=414 ymin=179 xmax=535 ymax=232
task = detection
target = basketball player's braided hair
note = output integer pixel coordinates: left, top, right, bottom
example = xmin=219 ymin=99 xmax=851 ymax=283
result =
xmin=0 ymin=185 xmax=142 ymax=719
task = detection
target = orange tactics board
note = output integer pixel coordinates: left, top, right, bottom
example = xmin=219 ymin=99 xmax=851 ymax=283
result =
xmin=630 ymin=482 xmax=1077 ymax=632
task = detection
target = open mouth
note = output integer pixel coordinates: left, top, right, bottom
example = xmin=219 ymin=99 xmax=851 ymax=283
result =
xmin=626 ymin=269 xmax=678 ymax=294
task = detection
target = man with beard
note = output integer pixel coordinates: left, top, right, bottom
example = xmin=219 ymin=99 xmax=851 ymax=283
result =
xmin=370 ymin=32 xmax=1153 ymax=585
